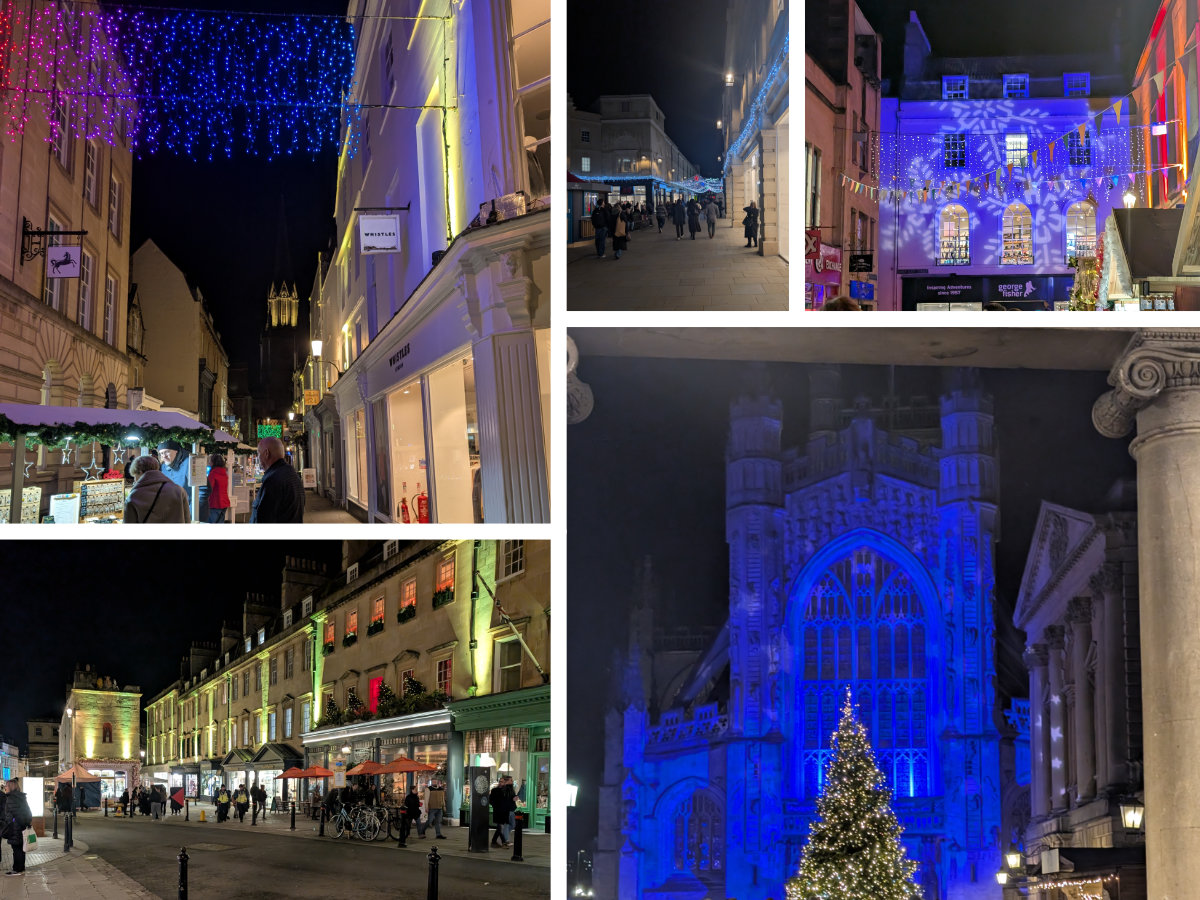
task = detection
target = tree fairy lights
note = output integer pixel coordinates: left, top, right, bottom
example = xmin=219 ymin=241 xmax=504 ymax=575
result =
xmin=786 ymin=695 xmax=921 ymax=900
xmin=0 ymin=0 xmax=360 ymax=159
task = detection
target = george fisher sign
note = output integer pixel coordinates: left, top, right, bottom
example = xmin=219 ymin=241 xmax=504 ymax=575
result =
xmin=901 ymin=274 xmax=1074 ymax=310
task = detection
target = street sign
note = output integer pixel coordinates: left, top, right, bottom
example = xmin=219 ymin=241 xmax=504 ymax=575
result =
xmin=805 ymin=230 xmax=821 ymax=259
xmin=848 ymin=253 xmax=873 ymax=273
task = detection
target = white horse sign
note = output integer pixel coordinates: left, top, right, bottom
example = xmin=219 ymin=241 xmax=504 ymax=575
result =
xmin=46 ymin=246 xmax=81 ymax=278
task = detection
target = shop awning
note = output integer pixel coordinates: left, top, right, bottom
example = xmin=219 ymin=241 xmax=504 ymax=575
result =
xmin=250 ymin=743 xmax=302 ymax=765
xmin=220 ymin=749 xmax=254 ymax=767
xmin=446 ymin=683 xmax=550 ymax=731
xmin=0 ymin=403 xmax=219 ymax=448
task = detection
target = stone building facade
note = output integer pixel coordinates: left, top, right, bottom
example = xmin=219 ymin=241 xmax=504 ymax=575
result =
xmin=59 ymin=666 xmax=142 ymax=805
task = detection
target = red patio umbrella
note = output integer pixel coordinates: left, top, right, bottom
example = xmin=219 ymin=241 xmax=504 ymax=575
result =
xmin=300 ymin=765 xmax=335 ymax=778
xmin=275 ymin=767 xmax=306 ymax=780
xmin=346 ymin=760 xmax=387 ymax=776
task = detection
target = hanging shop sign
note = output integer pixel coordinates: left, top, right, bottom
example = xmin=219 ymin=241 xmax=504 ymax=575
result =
xmin=359 ymin=215 xmax=402 ymax=254
xmin=46 ymin=246 xmax=81 ymax=278
xmin=303 ymin=390 xmax=320 ymax=407
xmin=849 ymin=280 xmax=875 ymax=300
xmin=257 ymin=423 xmax=282 ymax=439
xmin=805 ymin=244 xmax=843 ymax=288
xmin=805 ymin=230 xmax=821 ymax=259
xmin=848 ymin=253 xmax=873 ymax=273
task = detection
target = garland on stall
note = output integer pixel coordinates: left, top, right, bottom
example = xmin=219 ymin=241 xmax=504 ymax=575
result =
xmin=0 ymin=416 xmax=238 ymax=451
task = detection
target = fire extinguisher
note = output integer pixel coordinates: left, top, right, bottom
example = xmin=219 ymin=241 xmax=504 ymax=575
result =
xmin=415 ymin=482 xmax=430 ymax=523
xmin=398 ymin=482 xmax=411 ymax=523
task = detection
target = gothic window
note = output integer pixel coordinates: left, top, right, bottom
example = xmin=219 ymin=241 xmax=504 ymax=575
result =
xmin=672 ymin=791 xmax=723 ymax=874
xmin=798 ymin=546 xmax=931 ymax=799
xmin=102 ymin=722 xmax=113 ymax=743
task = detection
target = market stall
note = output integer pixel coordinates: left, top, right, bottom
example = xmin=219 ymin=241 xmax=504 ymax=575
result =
xmin=0 ymin=404 xmax=239 ymax=524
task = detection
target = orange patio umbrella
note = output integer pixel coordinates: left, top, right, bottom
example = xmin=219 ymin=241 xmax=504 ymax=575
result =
xmin=275 ymin=767 xmax=306 ymax=780
xmin=346 ymin=760 xmax=387 ymax=776
xmin=377 ymin=756 xmax=437 ymax=775
xmin=300 ymin=765 xmax=335 ymax=778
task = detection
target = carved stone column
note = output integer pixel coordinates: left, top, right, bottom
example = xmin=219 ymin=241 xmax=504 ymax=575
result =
xmin=1024 ymin=644 xmax=1052 ymax=818
xmin=1094 ymin=330 xmax=1200 ymax=898
xmin=1089 ymin=563 xmax=1128 ymax=794
xmin=1045 ymin=626 xmax=1068 ymax=812
xmin=1067 ymin=598 xmax=1096 ymax=802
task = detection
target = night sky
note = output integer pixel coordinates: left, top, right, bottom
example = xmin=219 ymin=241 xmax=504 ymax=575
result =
xmin=129 ymin=0 xmax=347 ymax=382
xmin=0 ymin=540 xmax=344 ymax=749
xmin=568 ymin=0 xmax=728 ymax=176
xmin=852 ymin=0 xmax=1160 ymax=85
xmin=566 ymin=355 xmax=1138 ymax=855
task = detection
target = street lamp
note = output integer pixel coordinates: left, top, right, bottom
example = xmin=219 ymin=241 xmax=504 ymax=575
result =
xmin=341 ymin=744 xmax=352 ymax=755
xmin=716 ymin=119 xmax=722 ymax=129
xmin=1123 ymin=190 xmax=1137 ymax=208
xmin=725 ymin=72 xmax=734 ymax=85
xmin=1004 ymin=847 xmax=1022 ymax=870
xmin=566 ymin=782 xmax=579 ymax=807
xmin=1120 ymin=797 xmax=1145 ymax=831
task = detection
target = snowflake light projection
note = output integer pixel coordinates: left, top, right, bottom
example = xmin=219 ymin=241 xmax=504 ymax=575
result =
xmin=0 ymin=0 xmax=360 ymax=159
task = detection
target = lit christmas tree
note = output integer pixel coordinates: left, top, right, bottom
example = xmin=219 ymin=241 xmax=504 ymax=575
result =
xmin=787 ymin=694 xmax=921 ymax=900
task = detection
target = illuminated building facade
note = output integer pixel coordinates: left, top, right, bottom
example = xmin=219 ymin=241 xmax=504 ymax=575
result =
xmin=301 ymin=0 xmax=551 ymax=525
xmin=60 ymin=666 xmax=141 ymax=803
xmin=722 ymin=0 xmax=789 ymax=260
xmin=877 ymin=13 xmax=1131 ymax=310
xmin=804 ymin=0 xmax=881 ymax=308
xmin=599 ymin=367 xmax=1004 ymax=900
xmin=142 ymin=541 xmax=551 ymax=826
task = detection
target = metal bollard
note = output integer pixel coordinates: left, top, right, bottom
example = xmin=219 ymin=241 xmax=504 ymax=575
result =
xmin=426 ymin=845 xmax=440 ymax=900
xmin=104 ymin=800 xmax=108 ymax=817
xmin=63 ymin=813 xmax=73 ymax=852
xmin=290 ymin=801 xmax=296 ymax=831
xmin=318 ymin=806 xmax=325 ymax=837
xmin=185 ymin=799 xmax=190 ymax=821
xmin=53 ymin=807 xmax=58 ymax=840
xmin=177 ymin=847 xmax=189 ymax=900
xmin=397 ymin=812 xmax=408 ymax=848
xmin=511 ymin=815 xmax=524 ymax=862
xmin=251 ymin=803 xmax=257 ymax=826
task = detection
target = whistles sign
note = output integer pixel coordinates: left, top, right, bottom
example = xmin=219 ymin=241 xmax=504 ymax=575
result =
xmin=359 ymin=214 xmax=401 ymax=254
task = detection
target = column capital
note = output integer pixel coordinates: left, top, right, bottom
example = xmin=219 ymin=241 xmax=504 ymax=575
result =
xmin=1023 ymin=643 xmax=1050 ymax=668
xmin=1045 ymin=625 xmax=1066 ymax=651
xmin=1088 ymin=562 xmax=1123 ymax=597
xmin=1066 ymin=597 xmax=1093 ymax=625
xmin=1094 ymin=331 xmax=1200 ymax=438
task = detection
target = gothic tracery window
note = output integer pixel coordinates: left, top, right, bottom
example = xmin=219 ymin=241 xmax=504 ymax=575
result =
xmin=798 ymin=547 xmax=930 ymax=799
xmin=672 ymin=791 xmax=723 ymax=874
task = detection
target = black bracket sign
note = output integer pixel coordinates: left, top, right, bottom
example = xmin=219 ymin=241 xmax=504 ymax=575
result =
xmin=848 ymin=253 xmax=874 ymax=273
xmin=21 ymin=217 xmax=88 ymax=266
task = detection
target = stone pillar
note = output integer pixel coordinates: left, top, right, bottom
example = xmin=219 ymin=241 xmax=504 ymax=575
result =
xmin=760 ymin=128 xmax=778 ymax=257
xmin=1067 ymin=597 xmax=1096 ymax=802
xmin=1045 ymin=626 xmax=1068 ymax=812
xmin=1090 ymin=564 xmax=1128 ymax=793
xmin=1024 ymin=644 xmax=1051 ymax=817
xmin=1093 ymin=331 xmax=1200 ymax=899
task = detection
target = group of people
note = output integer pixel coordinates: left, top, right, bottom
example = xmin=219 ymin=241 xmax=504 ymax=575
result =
xmin=213 ymin=783 xmax=269 ymax=823
xmin=488 ymin=775 xmax=520 ymax=848
xmin=120 ymin=435 xmax=304 ymax=524
xmin=589 ymin=196 xmax=760 ymax=256
xmin=117 ymin=784 xmax=178 ymax=818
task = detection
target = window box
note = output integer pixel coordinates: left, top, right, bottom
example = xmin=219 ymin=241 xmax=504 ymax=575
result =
xmin=397 ymin=605 xmax=416 ymax=623
xmin=367 ymin=618 xmax=385 ymax=636
xmin=432 ymin=587 xmax=454 ymax=609
xmin=322 ymin=641 xmax=335 ymax=656
xmin=342 ymin=631 xmax=358 ymax=648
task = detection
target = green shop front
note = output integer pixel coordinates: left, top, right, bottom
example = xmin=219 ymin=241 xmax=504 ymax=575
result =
xmin=449 ymin=684 xmax=551 ymax=832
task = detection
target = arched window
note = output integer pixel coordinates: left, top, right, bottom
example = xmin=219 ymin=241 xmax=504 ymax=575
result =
xmin=1065 ymin=201 xmax=1097 ymax=262
xmin=672 ymin=791 xmax=723 ymax=874
xmin=938 ymin=204 xmax=970 ymax=265
xmin=1001 ymin=203 xmax=1033 ymax=264
xmin=798 ymin=547 xmax=931 ymax=799
xmin=102 ymin=722 xmax=113 ymax=743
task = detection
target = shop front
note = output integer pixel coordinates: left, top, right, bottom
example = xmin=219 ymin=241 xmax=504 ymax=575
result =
xmin=305 ymin=395 xmax=342 ymax=506
xmin=170 ymin=763 xmax=199 ymax=800
xmin=82 ymin=760 xmax=137 ymax=806
xmin=449 ymin=684 xmax=551 ymax=832
xmin=199 ymin=758 xmax=223 ymax=801
xmin=332 ymin=209 xmax=550 ymax=525
xmin=805 ymin=243 xmax=843 ymax=308
xmin=249 ymin=743 xmax=302 ymax=808
xmin=302 ymin=709 xmax=463 ymax=817
xmin=219 ymin=749 xmax=254 ymax=794
xmin=900 ymin=274 xmax=1068 ymax=310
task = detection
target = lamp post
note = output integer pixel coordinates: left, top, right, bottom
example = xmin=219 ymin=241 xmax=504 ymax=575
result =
xmin=1123 ymin=190 xmax=1137 ymax=208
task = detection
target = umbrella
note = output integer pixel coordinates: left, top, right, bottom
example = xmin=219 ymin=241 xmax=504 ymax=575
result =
xmin=377 ymin=756 xmax=437 ymax=775
xmin=346 ymin=760 xmax=387 ymax=777
xmin=55 ymin=763 xmax=100 ymax=783
xmin=300 ymin=765 xmax=335 ymax=778
xmin=275 ymin=767 xmax=306 ymax=780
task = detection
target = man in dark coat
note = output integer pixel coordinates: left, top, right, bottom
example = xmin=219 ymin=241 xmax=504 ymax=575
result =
xmin=489 ymin=780 xmax=511 ymax=848
xmin=251 ymin=437 xmax=305 ymax=523
xmin=671 ymin=199 xmax=686 ymax=239
xmin=591 ymin=200 xmax=609 ymax=258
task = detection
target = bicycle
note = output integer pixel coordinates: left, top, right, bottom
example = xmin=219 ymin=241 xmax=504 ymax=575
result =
xmin=351 ymin=804 xmax=384 ymax=841
xmin=327 ymin=803 xmax=357 ymax=839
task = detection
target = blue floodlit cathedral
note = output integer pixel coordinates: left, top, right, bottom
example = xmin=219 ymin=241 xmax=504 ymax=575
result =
xmin=595 ymin=367 xmax=1005 ymax=900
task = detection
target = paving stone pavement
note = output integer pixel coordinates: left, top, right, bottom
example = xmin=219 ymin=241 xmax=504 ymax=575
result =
xmin=0 ymin=839 xmax=154 ymax=900
xmin=567 ymin=217 xmax=789 ymax=311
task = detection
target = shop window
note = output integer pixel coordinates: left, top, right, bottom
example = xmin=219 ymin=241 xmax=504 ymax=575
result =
xmin=942 ymin=75 xmax=968 ymax=100
xmin=270 ymin=657 xmax=278 ymax=685
xmin=1001 ymin=203 xmax=1034 ymax=264
xmin=1065 ymin=201 xmax=1097 ymax=261
xmin=285 ymin=647 xmax=295 ymax=679
xmin=436 ymin=657 xmax=453 ymax=698
xmin=1003 ymin=74 xmax=1028 ymax=98
xmin=369 ymin=676 xmax=383 ymax=712
xmin=401 ymin=668 xmax=415 ymax=694
xmin=942 ymin=133 xmax=966 ymax=169
xmin=500 ymin=540 xmax=525 ymax=580
xmin=284 ymin=706 xmax=293 ymax=738
xmin=496 ymin=638 xmax=523 ymax=692
xmin=938 ymin=205 xmax=970 ymax=265
xmin=387 ymin=380 xmax=427 ymax=521
xmin=102 ymin=722 xmax=113 ymax=743
xmin=424 ymin=356 xmax=480 ymax=524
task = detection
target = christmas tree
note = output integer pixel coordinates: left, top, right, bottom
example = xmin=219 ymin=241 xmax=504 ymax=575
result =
xmin=345 ymin=687 xmax=368 ymax=720
xmin=787 ymin=694 xmax=921 ymax=900
xmin=377 ymin=681 xmax=400 ymax=718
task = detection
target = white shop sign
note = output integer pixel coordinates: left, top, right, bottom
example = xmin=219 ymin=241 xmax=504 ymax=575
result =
xmin=49 ymin=493 xmax=81 ymax=524
xmin=359 ymin=214 xmax=401 ymax=254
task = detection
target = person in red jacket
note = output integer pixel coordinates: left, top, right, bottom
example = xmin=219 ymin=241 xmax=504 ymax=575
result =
xmin=206 ymin=453 xmax=231 ymax=523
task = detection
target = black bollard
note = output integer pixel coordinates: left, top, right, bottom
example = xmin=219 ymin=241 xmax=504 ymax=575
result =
xmin=63 ymin=813 xmax=73 ymax=852
xmin=177 ymin=847 xmax=189 ymax=900
xmin=185 ymin=799 xmax=190 ymax=821
xmin=318 ymin=805 xmax=325 ymax=837
xmin=104 ymin=799 xmax=108 ymax=817
xmin=397 ymin=812 xmax=408 ymax=848
xmin=511 ymin=814 xmax=524 ymax=862
xmin=426 ymin=845 xmax=440 ymax=900
xmin=251 ymin=803 xmax=257 ymax=826
xmin=53 ymin=807 xmax=58 ymax=840
xmin=290 ymin=801 xmax=296 ymax=831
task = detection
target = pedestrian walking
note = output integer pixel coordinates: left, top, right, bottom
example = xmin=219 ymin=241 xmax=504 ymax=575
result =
xmin=206 ymin=454 xmax=231 ymax=523
xmin=687 ymin=198 xmax=701 ymax=239
xmin=2 ymin=778 xmax=32 ymax=876
xmin=235 ymin=785 xmax=250 ymax=822
xmin=655 ymin=203 xmax=666 ymax=232
xmin=401 ymin=786 xmax=421 ymax=843
xmin=704 ymin=198 xmax=719 ymax=238
xmin=671 ymin=198 xmax=686 ymax=239
xmin=743 ymin=200 xmax=759 ymax=248
xmin=489 ymin=779 xmax=512 ymax=848
xmin=591 ymin=200 xmax=608 ymax=258
xmin=612 ymin=207 xmax=629 ymax=260
xmin=250 ymin=437 xmax=305 ymax=523
xmin=119 ymin=788 xmax=130 ymax=817
xmin=418 ymin=781 xmax=446 ymax=839
xmin=216 ymin=787 xmax=231 ymax=823
xmin=124 ymin=456 xmax=190 ymax=523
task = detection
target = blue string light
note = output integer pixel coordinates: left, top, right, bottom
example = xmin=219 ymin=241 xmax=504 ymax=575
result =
xmin=569 ymin=171 xmax=725 ymax=195
xmin=1 ymin=2 xmax=360 ymax=160
xmin=724 ymin=33 xmax=788 ymax=174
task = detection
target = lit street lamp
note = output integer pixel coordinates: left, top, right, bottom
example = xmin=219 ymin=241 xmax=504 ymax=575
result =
xmin=1123 ymin=190 xmax=1137 ymax=208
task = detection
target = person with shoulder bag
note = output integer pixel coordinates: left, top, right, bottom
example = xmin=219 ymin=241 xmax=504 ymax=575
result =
xmin=2 ymin=778 xmax=33 ymax=875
